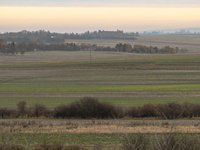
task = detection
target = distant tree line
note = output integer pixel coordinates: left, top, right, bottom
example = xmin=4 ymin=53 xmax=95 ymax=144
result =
xmin=0 ymin=39 xmax=80 ymax=55
xmin=0 ymin=38 xmax=188 ymax=55
xmin=0 ymin=30 xmax=64 ymax=43
xmin=115 ymin=43 xmax=188 ymax=54
xmin=0 ymin=30 xmax=137 ymax=43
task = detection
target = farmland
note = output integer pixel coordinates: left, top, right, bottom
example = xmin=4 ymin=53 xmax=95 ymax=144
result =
xmin=65 ymin=34 xmax=200 ymax=52
xmin=0 ymin=35 xmax=200 ymax=149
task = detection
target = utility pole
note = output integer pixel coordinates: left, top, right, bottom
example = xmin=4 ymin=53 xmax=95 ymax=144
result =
xmin=90 ymin=49 xmax=91 ymax=64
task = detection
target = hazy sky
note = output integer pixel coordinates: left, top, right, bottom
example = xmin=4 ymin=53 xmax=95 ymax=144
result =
xmin=0 ymin=0 xmax=200 ymax=33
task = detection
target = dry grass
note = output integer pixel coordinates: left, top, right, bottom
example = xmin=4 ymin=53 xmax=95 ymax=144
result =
xmin=1 ymin=123 xmax=200 ymax=134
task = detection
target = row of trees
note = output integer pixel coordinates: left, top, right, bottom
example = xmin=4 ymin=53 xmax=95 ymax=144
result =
xmin=0 ymin=39 xmax=19 ymax=55
xmin=0 ymin=39 xmax=80 ymax=54
xmin=1 ymin=97 xmax=200 ymax=119
xmin=0 ymin=38 xmax=188 ymax=55
xmin=1 ymin=30 xmax=64 ymax=43
xmin=115 ymin=43 xmax=188 ymax=54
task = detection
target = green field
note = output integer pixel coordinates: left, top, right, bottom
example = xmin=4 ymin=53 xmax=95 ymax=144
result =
xmin=0 ymin=84 xmax=200 ymax=95
xmin=1 ymin=133 xmax=200 ymax=148
xmin=0 ymin=133 xmax=121 ymax=147
xmin=65 ymin=34 xmax=200 ymax=52
xmin=0 ymin=53 xmax=200 ymax=69
xmin=0 ymin=35 xmax=200 ymax=108
xmin=0 ymin=35 xmax=200 ymax=148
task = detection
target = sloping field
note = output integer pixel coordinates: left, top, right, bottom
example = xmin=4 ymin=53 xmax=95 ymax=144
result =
xmin=65 ymin=34 xmax=200 ymax=52
xmin=0 ymin=49 xmax=200 ymax=107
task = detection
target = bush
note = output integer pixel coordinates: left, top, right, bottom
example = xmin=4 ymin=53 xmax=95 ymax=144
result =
xmin=126 ymin=107 xmax=140 ymax=118
xmin=157 ymin=102 xmax=183 ymax=119
xmin=0 ymin=108 xmax=14 ymax=119
xmin=75 ymin=97 xmax=100 ymax=118
xmin=122 ymin=134 xmax=150 ymax=150
xmin=17 ymin=101 xmax=27 ymax=116
xmin=76 ymin=97 xmax=119 ymax=119
xmin=123 ymin=134 xmax=200 ymax=150
xmin=191 ymin=103 xmax=200 ymax=117
xmin=54 ymin=103 xmax=77 ymax=119
xmin=182 ymin=102 xmax=195 ymax=118
xmin=32 ymin=103 xmax=47 ymax=118
xmin=139 ymin=104 xmax=157 ymax=118
xmin=153 ymin=134 xmax=180 ymax=150
xmin=54 ymin=97 xmax=119 ymax=119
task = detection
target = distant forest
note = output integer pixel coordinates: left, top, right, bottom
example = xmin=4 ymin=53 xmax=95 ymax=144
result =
xmin=0 ymin=38 xmax=188 ymax=55
xmin=0 ymin=30 xmax=138 ymax=43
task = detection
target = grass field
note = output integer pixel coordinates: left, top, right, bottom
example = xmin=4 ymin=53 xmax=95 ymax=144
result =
xmin=0 ymin=46 xmax=200 ymax=107
xmin=0 ymin=133 xmax=121 ymax=146
xmin=1 ymin=53 xmax=200 ymax=69
xmin=65 ymin=34 xmax=200 ymax=52
xmin=0 ymin=133 xmax=200 ymax=148
xmin=0 ymin=84 xmax=200 ymax=95
xmin=0 ymin=35 xmax=200 ymax=149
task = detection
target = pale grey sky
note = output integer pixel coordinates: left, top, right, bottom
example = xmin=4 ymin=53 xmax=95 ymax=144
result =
xmin=0 ymin=0 xmax=200 ymax=33
xmin=1 ymin=0 xmax=200 ymax=7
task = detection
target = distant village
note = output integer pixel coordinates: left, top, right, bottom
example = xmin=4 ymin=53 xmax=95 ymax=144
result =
xmin=140 ymin=28 xmax=200 ymax=35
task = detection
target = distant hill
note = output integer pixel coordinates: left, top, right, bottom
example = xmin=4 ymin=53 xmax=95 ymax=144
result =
xmin=0 ymin=30 xmax=138 ymax=43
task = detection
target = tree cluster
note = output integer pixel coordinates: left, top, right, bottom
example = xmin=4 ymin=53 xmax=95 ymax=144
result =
xmin=115 ymin=43 xmax=188 ymax=54
xmin=0 ymin=39 xmax=80 ymax=55
xmin=0 ymin=39 xmax=18 ymax=55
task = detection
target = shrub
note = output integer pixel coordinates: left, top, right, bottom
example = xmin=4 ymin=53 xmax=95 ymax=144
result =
xmin=54 ymin=103 xmax=77 ymax=119
xmin=122 ymin=134 xmax=150 ymax=150
xmin=17 ymin=101 xmax=27 ymax=116
xmin=75 ymin=97 xmax=100 ymax=118
xmin=139 ymin=104 xmax=157 ymax=118
xmin=76 ymin=97 xmax=119 ymax=119
xmin=123 ymin=134 xmax=200 ymax=150
xmin=54 ymin=97 xmax=119 ymax=119
xmin=96 ymin=102 xmax=118 ymax=118
xmin=0 ymin=108 xmax=14 ymax=119
xmin=153 ymin=134 xmax=180 ymax=150
xmin=182 ymin=102 xmax=195 ymax=118
xmin=115 ymin=107 xmax=124 ymax=118
xmin=157 ymin=102 xmax=183 ymax=119
xmin=126 ymin=107 xmax=140 ymax=118
xmin=191 ymin=103 xmax=200 ymax=117
xmin=32 ymin=103 xmax=47 ymax=118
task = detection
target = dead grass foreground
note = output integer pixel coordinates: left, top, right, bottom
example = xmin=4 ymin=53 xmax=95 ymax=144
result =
xmin=2 ymin=124 xmax=200 ymax=134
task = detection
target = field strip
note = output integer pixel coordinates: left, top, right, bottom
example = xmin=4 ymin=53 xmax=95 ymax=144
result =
xmin=0 ymin=84 xmax=200 ymax=94
xmin=0 ymin=94 xmax=200 ymax=97
xmin=2 ymin=125 xmax=200 ymax=134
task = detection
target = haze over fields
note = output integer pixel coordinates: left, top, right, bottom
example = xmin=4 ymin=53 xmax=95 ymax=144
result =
xmin=0 ymin=0 xmax=200 ymax=33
